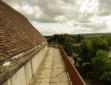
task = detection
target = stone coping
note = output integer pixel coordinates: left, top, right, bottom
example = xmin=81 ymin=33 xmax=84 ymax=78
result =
xmin=0 ymin=42 xmax=47 ymax=85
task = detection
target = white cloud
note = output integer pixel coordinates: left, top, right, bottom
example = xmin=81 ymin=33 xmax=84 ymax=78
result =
xmin=3 ymin=0 xmax=111 ymax=35
xmin=80 ymin=0 xmax=99 ymax=13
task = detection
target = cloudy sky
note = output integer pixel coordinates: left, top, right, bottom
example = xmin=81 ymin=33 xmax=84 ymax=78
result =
xmin=3 ymin=0 xmax=111 ymax=35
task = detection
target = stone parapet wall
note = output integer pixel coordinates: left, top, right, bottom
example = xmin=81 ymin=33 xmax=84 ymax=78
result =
xmin=58 ymin=44 xmax=86 ymax=85
xmin=0 ymin=42 xmax=47 ymax=85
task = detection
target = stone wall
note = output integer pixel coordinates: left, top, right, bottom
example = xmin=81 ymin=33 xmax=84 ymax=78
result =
xmin=0 ymin=42 xmax=47 ymax=85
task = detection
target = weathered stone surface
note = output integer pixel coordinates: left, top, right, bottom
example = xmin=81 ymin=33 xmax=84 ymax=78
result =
xmin=31 ymin=47 xmax=71 ymax=85
xmin=0 ymin=43 xmax=47 ymax=85
xmin=0 ymin=1 xmax=45 ymax=62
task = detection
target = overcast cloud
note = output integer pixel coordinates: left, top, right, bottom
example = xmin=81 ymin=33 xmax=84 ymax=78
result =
xmin=3 ymin=0 xmax=111 ymax=35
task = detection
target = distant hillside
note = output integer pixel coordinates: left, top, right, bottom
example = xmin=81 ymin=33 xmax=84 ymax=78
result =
xmin=72 ymin=33 xmax=111 ymax=36
xmin=45 ymin=33 xmax=111 ymax=37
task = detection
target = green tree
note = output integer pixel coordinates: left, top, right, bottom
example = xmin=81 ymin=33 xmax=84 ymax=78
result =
xmin=72 ymin=53 xmax=78 ymax=64
xmin=80 ymin=36 xmax=108 ymax=63
xmin=80 ymin=39 xmax=93 ymax=63
xmin=91 ymin=36 xmax=108 ymax=51
xmin=63 ymin=42 xmax=74 ymax=56
xmin=91 ymin=50 xmax=111 ymax=82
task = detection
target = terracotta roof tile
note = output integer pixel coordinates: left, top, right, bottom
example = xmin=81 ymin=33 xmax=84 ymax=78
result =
xmin=0 ymin=1 xmax=46 ymax=62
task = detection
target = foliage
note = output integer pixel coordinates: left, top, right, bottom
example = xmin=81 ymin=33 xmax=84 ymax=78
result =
xmin=91 ymin=36 xmax=108 ymax=51
xmin=80 ymin=36 xmax=108 ymax=63
xmin=46 ymin=34 xmax=111 ymax=83
xmin=91 ymin=50 xmax=111 ymax=82
xmin=62 ymin=42 xmax=74 ymax=56
xmin=80 ymin=39 xmax=93 ymax=63
xmin=79 ymin=35 xmax=111 ymax=83
xmin=47 ymin=34 xmax=75 ymax=56
xmin=72 ymin=53 xmax=79 ymax=64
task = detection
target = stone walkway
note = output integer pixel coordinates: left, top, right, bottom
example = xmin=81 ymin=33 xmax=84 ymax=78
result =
xmin=31 ymin=47 xmax=71 ymax=85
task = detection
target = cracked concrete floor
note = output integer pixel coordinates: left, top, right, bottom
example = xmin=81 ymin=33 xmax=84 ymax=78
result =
xmin=31 ymin=47 xmax=71 ymax=85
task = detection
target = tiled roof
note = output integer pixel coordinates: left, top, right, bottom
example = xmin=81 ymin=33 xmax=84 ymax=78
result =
xmin=0 ymin=1 xmax=46 ymax=62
